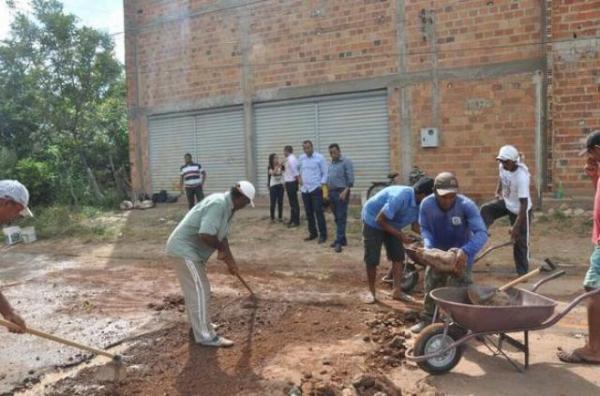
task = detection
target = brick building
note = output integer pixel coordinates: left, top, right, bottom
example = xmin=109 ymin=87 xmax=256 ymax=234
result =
xmin=124 ymin=0 xmax=600 ymax=203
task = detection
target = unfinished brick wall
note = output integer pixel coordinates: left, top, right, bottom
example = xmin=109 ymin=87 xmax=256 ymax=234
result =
xmin=407 ymin=73 xmax=538 ymax=203
xmin=549 ymin=0 xmax=600 ymax=195
xmin=125 ymin=0 xmax=599 ymax=201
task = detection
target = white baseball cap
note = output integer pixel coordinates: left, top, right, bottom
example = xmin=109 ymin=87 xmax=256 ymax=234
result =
xmin=236 ymin=181 xmax=255 ymax=207
xmin=0 ymin=180 xmax=34 ymax=217
xmin=496 ymin=145 xmax=519 ymax=162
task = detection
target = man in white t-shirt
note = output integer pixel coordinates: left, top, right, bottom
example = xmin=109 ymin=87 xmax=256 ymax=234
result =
xmin=480 ymin=145 xmax=532 ymax=275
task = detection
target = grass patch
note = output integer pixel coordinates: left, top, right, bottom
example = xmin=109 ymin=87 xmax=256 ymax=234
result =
xmin=16 ymin=205 xmax=124 ymax=241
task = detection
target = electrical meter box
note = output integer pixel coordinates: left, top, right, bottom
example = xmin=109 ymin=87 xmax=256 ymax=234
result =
xmin=420 ymin=128 xmax=439 ymax=148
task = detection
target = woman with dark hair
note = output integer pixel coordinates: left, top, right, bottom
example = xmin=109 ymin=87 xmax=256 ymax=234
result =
xmin=268 ymin=153 xmax=285 ymax=222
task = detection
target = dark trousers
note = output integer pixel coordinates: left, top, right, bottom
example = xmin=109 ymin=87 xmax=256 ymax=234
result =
xmin=185 ymin=185 xmax=204 ymax=209
xmin=301 ymin=188 xmax=327 ymax=239
xmin=269 ymin=184 xmax=284 ymax=220
xmin=480 ymin=199 xmax=531 ymax=275
xmin=285 ymin=181 xmax=300 ymax=225
xmin=329 ymin=188 xmax=349 ymax=245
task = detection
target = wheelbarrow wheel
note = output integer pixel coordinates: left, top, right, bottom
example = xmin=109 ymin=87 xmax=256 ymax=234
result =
xmin=400 ymin=264 xmax=419 ymax=293
xmin=413 ymin=323 xmax=464 ymax=374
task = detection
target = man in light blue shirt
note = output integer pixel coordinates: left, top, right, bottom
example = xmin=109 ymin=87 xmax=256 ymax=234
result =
xmin=298 ymin=140 xmax=328 ymax=243
xmin=361 ymin=177 xmax=434 ymax=304
xmin=411 ymin=172 xmax=488 ymax=333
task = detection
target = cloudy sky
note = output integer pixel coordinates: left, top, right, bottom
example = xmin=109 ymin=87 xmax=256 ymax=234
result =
xmin=0 ymin=0 xmax=125 ymax=63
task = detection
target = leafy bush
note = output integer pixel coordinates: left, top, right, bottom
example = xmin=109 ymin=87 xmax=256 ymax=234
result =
xmin=14 ymin=158 xmax=57 ymax=205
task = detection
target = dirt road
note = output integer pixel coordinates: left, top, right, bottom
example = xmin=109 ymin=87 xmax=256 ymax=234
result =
xmin=1 ymin=204 xmax=598 ymax=395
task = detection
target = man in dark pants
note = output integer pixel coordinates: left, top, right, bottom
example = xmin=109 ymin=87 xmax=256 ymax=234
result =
xmin=298 ymin=140 xmax=328 ymax=243
xmin=480 ymin=145 xmax=532 ymax=275
xmin=283 ymin=145 xmax=300 ymax=227
xmin=180 ymin=153 xmax=207 ymax=210
xmin=327 ymin=143 xmax=354 ymax=253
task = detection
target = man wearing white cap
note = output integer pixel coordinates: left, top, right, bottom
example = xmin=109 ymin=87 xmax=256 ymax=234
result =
xmin=0 ymin=180 xmax=33 ymax=333
xmin=166 ymin=181 xmax=255 ymax=347
xmin=480 ymin=145 xmax=532 ymax=275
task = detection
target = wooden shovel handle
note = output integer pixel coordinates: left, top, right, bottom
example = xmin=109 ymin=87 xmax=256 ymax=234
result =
xmin=498 ymin=268 xmax=541 ymax=292
xmin=235 ymin=273 xmax=255 ymax=296
xmin=0 ymin=318 xmax=116 ymax=359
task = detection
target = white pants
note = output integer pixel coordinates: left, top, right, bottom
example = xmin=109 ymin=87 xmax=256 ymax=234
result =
xmin=174 ymin=258 xmax=217 ymax=342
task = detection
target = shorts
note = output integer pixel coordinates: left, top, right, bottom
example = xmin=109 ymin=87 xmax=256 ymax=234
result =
xmin=583 ymin=245 xmax=600 ymax=290
xmin=363 ymin=223 xmax=405 ymax=267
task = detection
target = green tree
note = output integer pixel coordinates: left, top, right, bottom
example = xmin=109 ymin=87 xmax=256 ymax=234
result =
xmin=0 ymin=0 xmax=128 ymax=205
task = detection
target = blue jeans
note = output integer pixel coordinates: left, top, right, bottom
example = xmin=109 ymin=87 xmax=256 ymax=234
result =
xmin=584 ymin=245 xmax=600 ymax=289
xmin=329 ymin=188 xmax=349 ymax=245
xmin=301 ymin=188 xmax=327 ymax=239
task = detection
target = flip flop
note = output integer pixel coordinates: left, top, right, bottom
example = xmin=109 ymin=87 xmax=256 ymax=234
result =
xmin=557 ymin=347 xmax=600 ymax=365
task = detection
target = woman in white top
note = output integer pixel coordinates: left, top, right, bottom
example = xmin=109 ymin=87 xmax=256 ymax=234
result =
xmin=268 ymin=153 xmax=285 ymax=222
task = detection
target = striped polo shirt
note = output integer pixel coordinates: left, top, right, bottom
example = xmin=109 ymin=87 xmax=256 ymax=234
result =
xmin=180 ymin=162 xmax=205 ymax=188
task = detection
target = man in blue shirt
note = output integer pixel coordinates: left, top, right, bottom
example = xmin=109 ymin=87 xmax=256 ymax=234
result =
xmin=361 ymin=177 xmax=434 ymax=304
xmin=299 ymin=140 xmax=328 ymax=243
xmin=411 ymin=172 xmax=488 ymax=333
xmin=327 ymin=143 xmax=354 ymax=253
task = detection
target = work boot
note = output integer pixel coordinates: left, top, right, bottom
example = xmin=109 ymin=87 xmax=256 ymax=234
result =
xmin=410 ymin=320 xmax=431 ymax=334
xmin=199 ymin=335 xmax=234 ymax=348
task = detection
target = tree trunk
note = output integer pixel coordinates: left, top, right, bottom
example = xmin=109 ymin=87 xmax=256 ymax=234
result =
xmin=108 ymin=152 xmax=130 ymax=198
xmin=79 ymin=151 xmax=104 ymax=200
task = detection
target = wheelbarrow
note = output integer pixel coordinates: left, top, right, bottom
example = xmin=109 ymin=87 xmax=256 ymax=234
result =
xmin=405 ymin=267 xmax=600 ymax=374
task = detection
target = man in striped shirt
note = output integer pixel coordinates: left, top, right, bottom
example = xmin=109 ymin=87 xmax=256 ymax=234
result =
xmin=180 ymin=153 xmax=207 ymax=210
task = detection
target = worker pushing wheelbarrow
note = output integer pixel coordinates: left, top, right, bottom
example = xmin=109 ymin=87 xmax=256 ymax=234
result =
xmin=405 ymin=259 xmax=600 ymax=374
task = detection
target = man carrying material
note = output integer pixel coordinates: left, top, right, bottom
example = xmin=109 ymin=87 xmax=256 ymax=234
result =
xmin=166 ymin=181 xmax=255 ymax=347
xmin=327 ymin=143 xmax=354 ymax=253
xmin=298 ymin=140 xmax=328 ymax=243
xmin=361 ymin=177 xmax=434 ymax=303
xmin=556 ymin=131 xmax=600 ymax=364
xmin=411 ymin=172 xmax=488 ymax=333
xmin=0 ymin=180 xmax=33 ymax=333
xmin=180 ymin=153 xmax=207 ymax=210
xmin=283 ymin=145 xmax=300 ymax=228
xmin=480 ymin=145 xmax=532 ymax=275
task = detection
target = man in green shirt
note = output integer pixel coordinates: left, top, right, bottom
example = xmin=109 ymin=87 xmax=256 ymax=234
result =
xmin=166 ymin=181 xmax=255 ymax=347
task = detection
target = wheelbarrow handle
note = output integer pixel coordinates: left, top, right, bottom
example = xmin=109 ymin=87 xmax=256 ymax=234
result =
xmin=531 ymin=270 xmax=566 ymax=292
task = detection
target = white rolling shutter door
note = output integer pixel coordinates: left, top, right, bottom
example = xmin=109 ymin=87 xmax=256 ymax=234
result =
xmin=148 ymin=115 xmax=195 ymax=193
xmin=196 ymin=109 xmax=245 ymax=194
xmin=317 ymin=93 xmax=389 ymax=191
xmin=254 ymin=103 xmax=316 ymax=195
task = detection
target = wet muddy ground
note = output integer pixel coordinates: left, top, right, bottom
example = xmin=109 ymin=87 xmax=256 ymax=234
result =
xmin=1 ymin=204 xmax=599 ymax=395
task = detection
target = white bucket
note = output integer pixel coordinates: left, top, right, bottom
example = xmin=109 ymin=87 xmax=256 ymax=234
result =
xmin=21 ymin=226 xmax=37 ymax=243
xmin=2 ymin=226 xmax=22 ymax=245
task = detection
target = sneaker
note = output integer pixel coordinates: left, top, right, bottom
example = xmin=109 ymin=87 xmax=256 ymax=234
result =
xmin=334 ymin=244 xmax=342 ymax=253
xmin=199 ymin=335 xmax=234 ymax=347
xmin=410 ymin=321 xmax=431 ymax=334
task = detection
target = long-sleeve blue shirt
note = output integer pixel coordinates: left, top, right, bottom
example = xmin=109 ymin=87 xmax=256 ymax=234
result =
xmin=419 ymin=194 xmax=488 ymax=268
xmin=298 ymin=152 xmax=328 ymax=193
xmin=327 ymin=156 xmax=355 ymax=189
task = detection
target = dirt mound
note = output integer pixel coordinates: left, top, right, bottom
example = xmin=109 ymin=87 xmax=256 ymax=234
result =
xmin=364 ymin=311 xmax=417 ymax=370
xmin=147 ymin=293 xmax=185 ymax=312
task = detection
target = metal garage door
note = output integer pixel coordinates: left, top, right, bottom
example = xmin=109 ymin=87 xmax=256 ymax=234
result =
xmin=196 ymin=109 xmax=246 ymax=193
xmin=254 ymin=103 xmax=316 ymax=194
xmin=148 ymin=108 xmax=245 ymax=194
xmin=148 ymin=115 xmax=195 ymax=193
xmin=317 ymin=94 xmax=389 ymax=191
xmin=254 ymin=91 xmax=388 ymax=195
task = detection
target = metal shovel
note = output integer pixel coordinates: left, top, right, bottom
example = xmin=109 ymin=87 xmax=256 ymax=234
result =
xmin=467 ymin=258 xmax=557 ymax=306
